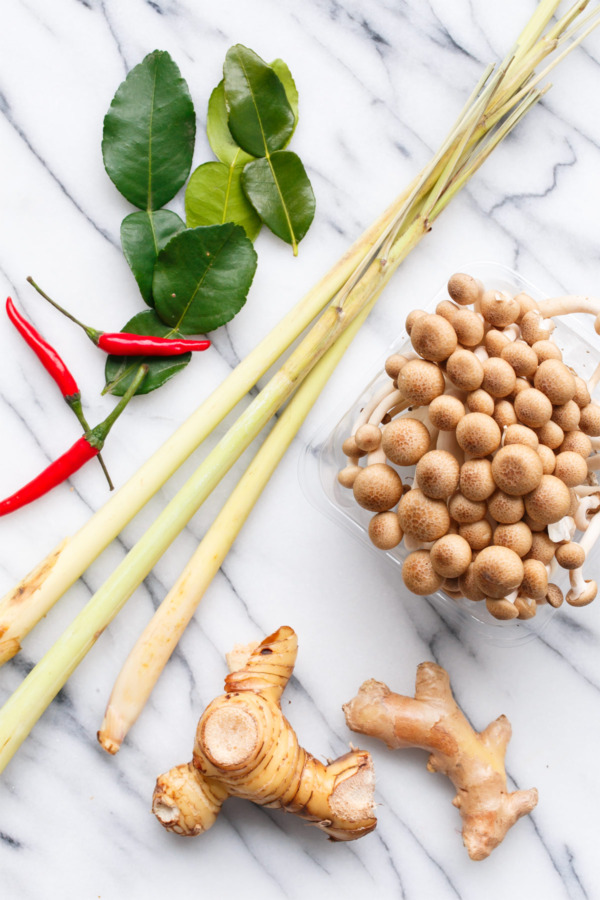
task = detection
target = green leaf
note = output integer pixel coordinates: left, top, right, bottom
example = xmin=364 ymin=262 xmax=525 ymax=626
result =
xmin=223 ymin=45 xmax=295 ymax=158
xmin=121 ymin=210 xmax=185 ymax=306
xmin=270 ymin=59 xmax=299 ymax=132
xmin=207 ymin=82 xmax=255 ymax=168
xmin=103 ymin=310 xmax=192 ymax=397
xmin=185 ymin=162 xmax=261 ymax=241
xmin=153 ymin=224 xmax=258 ymax=334
xmin=242 ymin=151 xmax=315 ymax=254
xmin=102 ymin=50 xmax=196 ymax=210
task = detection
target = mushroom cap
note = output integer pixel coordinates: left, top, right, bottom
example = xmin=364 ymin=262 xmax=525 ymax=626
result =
xmin=573 ymin=376 xmax=592 ymax=409
xmin=487 ymin=490 xmax=525 ymax=524
xmin=368 ymin=511 xmax=404 ymax=550
xmin=474 ymin=546 xmax=524 ymax=599
xmin=456 ymin=413 xmax=502 ymax=458
xmin=459 ymin=458 xmax=495 ymax=501
xmin=445 ymin=348 xmax=484 ymax=392
xmin=397 ymin=489 xmax=451 ymax=542
xmin=337 ymin=464 xmax=362 ymax=488
xmin=553 ymin=451 xmax=588 ymax=487
xmin=532 ymin=339 xmax=562 ymax=363
xmin=555 ymin=541 xmax=586 ymax=570
xmin=525 ymin=531 xmax=557 ymax=565
xmin=514 ymin=291 xmax=538 ymax=322
xmin=428 ymin=394 xmax=465 ymax=431
xmin=520 ymin=310 xmax=554 ymax=345
xmin=493 ymin=521 xmax=533 ymax=558
xmin=448 ymin=492 xmax=487 ymax=524
xmin=415 ymin=450 xmax=460 ymax=500
xmin=485 ymin=598 xmax=520 ymax=620
xmin=501 ymin=341 xmax=538 ymax=377
xmin=436 ymin=299 xmax=460 ymax=323
xmin=559 ymin=430 xmax=592 ymax=458
xmin=353 ymin=463 xmax=403 ymax=512
xmin=491 ymin=444 xmax=543 ymax=496
xmin=480 ymin=289 xmax=520 ymax=328
xmin=510 ymin=378 xmax=532 ymax=400
xmin=342 ymin=436 xmax=367 ymax=459
xmin=452 ymin=309 xmax=485 ymax=347
xmin=430 ymin=534 xmax=472 ymax=578
xmin=524 ymin=474 xmax=572 ymax=525
xmin=458 ymin=519 xmax=493 ymax=551
xmin=535 ymin=420 xmax=564 ymax=450
xmin=493 ymin=400 xmax=517 ymax=430
xmin=485 ymin=329 xmax=510 ymax=357
xmin=481 ymin=357 xmax=517 ymax=398
xmin=514 ymin=388 xmax=553 ymax=428
xmin=503 ymin=424 xmax=539 ymax=450
xmin=402 ymin=550 xmax=444 ymax=596
xmin=579 ymin=403 xmax=600 ymax=436
xmin=405 ymin=309 xmax=428 ymax=335
xmin=545 ymin=583 xmax=564 ymax=608
xmin=466 ymin=389 xmax=495 ymax=416
xmin=447 ymin=273 xmax=483 ymax=306
xmin=354 ymin=424 xmax=382 ymax=453
xmin=521 ymin=558 xmax=548 ymax=600
xmin=550 ymin=400 xmax=580 ymax=433
xmin=514 ymin=594 xmax=537 ymax=620
xmin=398 ymin=359 xmax=445 ymax=406
xmin=534 ymin=359 xmax=576 ymax=405
xmin=567 ymin=580 xmax=598 ymax=607
xmin=384 ymin=353 xmax=410 ymax=380
xmin=410 ymin=314 xmax=458 ymax=362
xmin=381 ymin=417 xmax=431 ymax=466
xmin=537 ymin=443 xmax=556 ymax=474
xmin=458 ymin=563 xmax=486 ymax=601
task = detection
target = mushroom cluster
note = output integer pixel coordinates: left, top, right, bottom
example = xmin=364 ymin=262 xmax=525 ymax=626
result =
xmin=337 ymin=272 xmax=600 ymax=622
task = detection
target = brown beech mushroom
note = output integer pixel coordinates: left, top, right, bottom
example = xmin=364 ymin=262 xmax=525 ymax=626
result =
xmin=398 ymin=490 xmax=451 ymax=542
xmin=535 ymin=420 xmax=564 ymax=450
xmin=452 ymin=309 xmax=485 ymax=347
xmin=503 ymin=423 xmax=539 ymax=450
xmin=405 ymin=309 xmax=427 ymax=335
xmin=381 ymin=417 xmax=431 ymax=466
xmin=491 ymin=444 xmax=543 ymax=497
xmin=385 ymin=353 xmax=411 ymax=380
xmin=436 ymin=300 xmax=460 ymax=323
xmin=428 ymin=394 xmax=465 ymax=431
xmin=448 ymin=272 xmax=483 ymax=306
xmin=459 ymin=458 xmax=495 ymax=501
xmin=487 ymin=490 xmax=525 ymax=525
xmin=500 ymin=341 xmax=538 ymax=377
xmin=544 ymin=584 xmax=564 ymax=608
xmin=555 ymin=542 xmax=585 ymax=570
xmin=566 ymin=512 xmax=600 ymax=606
xmin=353 ymin=464 xmax=403 ymax=512
xmin=448 ymin=493 xmax=487 ymax=524
xmin=515 ymin=291 xmax=538 ymax=322
xmin=493 ymin=522 xmax=533 ymax=558
xmin=473 ymin=546 xmax=524 ymax=599
xmin=354 ymin=424 xmax=382 ymax=453
xmin=458 ymin=563 xmax=486 ymax=601
xmin=532 ymin=339 xmax=562 ymax=363
xmin=579 ymin=403 xmax=600 ymax=436
xmin=486 ymin=598 xmax=519 ymax=621
xmin=551 ymin=400 xmax=580 ymax=433
xmin=573 ymin=376 xmax=592 ymax=408
xmin=402 ymin=550 xmax=444 ymax=595
xmin=337 ymin=465 xmax=362 ymax=488
xmin=445 ymin=349 xmax=484 ymax=392
xmin=560 ymin=430 xmax=592 ymax=458
xmin=480 ymin=290 xmax=520 ymax=327
xmin=398 ymin=359 xmax=445 ymax=406
xmin=524 ymin=474 xmax=571 ymax=525
xmin=410 ymin=314 xmax=458 ymax=362
xmin=521 ymin=558 xmax=548 ymax=601
xmin=514 ymin=388 xmax=553 ymax=428
xmin=485 ymin=330 xmax=510 ymax=357
xmin=466 ymin=388 xmax=495 ymax=416
xmin=481 ymin=358 xmax=517 ymax=399
xmin=430 ymin=534 xmax=472 ymax=579
xmin=520 ymin=309 xmax=555 ymax=345
xmin=537 ymin=443 xmax=556 ymax=474
xmin=553 ymin=451 xmax=588 ymax=487
xmin=458 ymin=520 xmax=493 ymax=551
xmin=533 ymin=359 xmax=576 ymax=406
xmin=415 ymin=450 xmax=460 ymax=500
xmin=368 ymin=512 xmax=404 ymax=550
xmin=525 ymin=531 xmax=557 ymax=565
xmin=493 ymin=400 xmax=518 ymax=430
xmin=456 ymin=413 xmax=501 ymax=458
xmin=514 ymin=594 xmax=537 ymax=619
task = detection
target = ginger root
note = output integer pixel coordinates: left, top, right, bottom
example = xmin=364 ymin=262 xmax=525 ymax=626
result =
xmin=152 ymin=626 xmax=376 ymax=841
xmin=343 ymin=663 xmax=537 ymax=860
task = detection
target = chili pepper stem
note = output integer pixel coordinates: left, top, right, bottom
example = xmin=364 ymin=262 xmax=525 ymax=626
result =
xmin=26 ymin=277 xmax=97 ymax=337
xmin=86 ymin=365 xmax=149 ymax=450
xmin=66 ymin=395 xmax=114 ymax=491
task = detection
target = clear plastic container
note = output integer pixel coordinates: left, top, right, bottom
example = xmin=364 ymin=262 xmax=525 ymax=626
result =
xmin=301 ymin=261 xmax=600 ymax=646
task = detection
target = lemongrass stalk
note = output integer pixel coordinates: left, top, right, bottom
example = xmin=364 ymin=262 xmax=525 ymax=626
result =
xmin=98 ymin=292 xmax=378 ymax=753
xmin=0 ymin=179 xmax=421 ymax=665
xmin=515 ymin=0 xmax=563 ymax=54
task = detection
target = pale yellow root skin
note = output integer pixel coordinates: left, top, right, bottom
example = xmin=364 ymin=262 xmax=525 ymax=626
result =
xmin=343 ymin=663 xmax=537 ymax=860
xmin=152 ymin=627 xmax=376 ymax=842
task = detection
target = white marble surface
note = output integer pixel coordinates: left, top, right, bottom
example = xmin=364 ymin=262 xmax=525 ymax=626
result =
xmin=2 ymin=1 xmax=600 ymax=897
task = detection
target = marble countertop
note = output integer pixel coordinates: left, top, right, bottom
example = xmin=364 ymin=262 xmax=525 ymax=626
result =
xmin=2 ymin=1 xmax=600 ymax=898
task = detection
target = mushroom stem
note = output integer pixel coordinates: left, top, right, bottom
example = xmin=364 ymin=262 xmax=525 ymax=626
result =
xmin=537 ymin=295 xmax=600 ymax=327
xmin=588 ymin=360 xmax=600 ymax=394
xmin=586 ymin=455 xmax=600 ymax=472
xmin=574 ymin=483 xmax=600 ymax=496
xmin=503 ymin=324 xmax=521 ymax=341
xmin=368 ymin=390 xmax=405 ymax=427
xmin=547 ymin=515 xmax=576 ymax=543
xmin=352 ymin=383 xmax=398 ymax=435
xmin=567 ymin=511 xmax=600 ymax=606
xmin=403 ymin=535 xmax=435 ymax=552
xmin=436 ymin=427 xmax=465 ymax=463
xmin=574 ymin=493 xmax=600 ymax=531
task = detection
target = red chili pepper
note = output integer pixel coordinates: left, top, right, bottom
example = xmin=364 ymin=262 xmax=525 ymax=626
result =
xmin=6 ymin=297 xmax=79 ymax=399
xmin=0 ymin=365 xmax=148 ymax=516
xmin=0 ymin=437 xmax=99 ymax=517
xmin=5 ymin=297 xmax=114 ymax=491
xmin=96 ymin=333 xmax=211 ymax=356
xmin=26 ymin=278 xmax=211 ymax=357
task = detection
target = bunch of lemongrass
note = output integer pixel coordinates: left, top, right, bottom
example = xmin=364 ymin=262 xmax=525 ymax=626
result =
xmin=0 ymin=0 xmax=598 ymax=773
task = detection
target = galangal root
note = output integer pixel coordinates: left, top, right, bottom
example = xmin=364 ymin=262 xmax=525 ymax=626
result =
xmin=343 ymin=662 xmax=537 ymax=860
xmin=152 ymin=626 xmax=376 ymax=841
